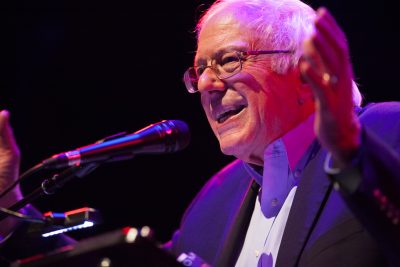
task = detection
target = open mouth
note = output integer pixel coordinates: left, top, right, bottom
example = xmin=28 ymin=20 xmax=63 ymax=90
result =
xmin=216 ymin=105 xmax=247 ymax=123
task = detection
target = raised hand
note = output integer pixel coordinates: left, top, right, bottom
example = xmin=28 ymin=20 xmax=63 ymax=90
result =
xmin=0 ymin=110 xmax=22 ymax=238
xmin=300 ymin=7 xmax=361 ymax=168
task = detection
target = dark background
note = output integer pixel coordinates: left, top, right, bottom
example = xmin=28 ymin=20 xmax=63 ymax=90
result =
xmin=1 ymin=0 xmax=399 ymax=245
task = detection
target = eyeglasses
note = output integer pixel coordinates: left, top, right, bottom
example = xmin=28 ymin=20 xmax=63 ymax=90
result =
xmin=183 ymin=50 xmax=293 ymax=93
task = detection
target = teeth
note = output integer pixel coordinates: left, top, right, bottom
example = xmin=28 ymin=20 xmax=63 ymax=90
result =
xmin=217 ymin=105 xmax=246 ymax=123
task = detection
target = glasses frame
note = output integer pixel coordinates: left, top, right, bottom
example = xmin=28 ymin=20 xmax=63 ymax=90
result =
xmin=183 ymin=50 xmax=293 ymax=93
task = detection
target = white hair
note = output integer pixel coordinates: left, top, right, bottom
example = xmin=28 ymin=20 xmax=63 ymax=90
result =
xmin=196 ymin=0 xmax=362 ymax=106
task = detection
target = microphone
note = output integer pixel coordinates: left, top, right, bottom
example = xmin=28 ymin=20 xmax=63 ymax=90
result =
xmin=41 ymin=120 xmax=190 ymax=169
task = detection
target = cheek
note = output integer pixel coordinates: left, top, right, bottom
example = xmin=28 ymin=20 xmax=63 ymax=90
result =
xmin=200 ymin=93 xmax=209 ymax=112
xmin=200 ymin=93 xmax=218 ymax=130
xmin=233 ymin=71 xmax=271 ymax=126
xmin=244 ymin=78 xmax=283 ymax=144
xmin=248 ymin=93 xmax=269 ymax=133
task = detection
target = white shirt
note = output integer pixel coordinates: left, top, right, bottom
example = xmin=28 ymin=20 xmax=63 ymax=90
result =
xmin=236 ymin=114 xmax=317 ymax=267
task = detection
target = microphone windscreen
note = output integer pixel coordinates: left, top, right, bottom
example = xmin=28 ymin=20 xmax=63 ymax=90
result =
xmin=168 ymin=120 xmax=191 ymax=152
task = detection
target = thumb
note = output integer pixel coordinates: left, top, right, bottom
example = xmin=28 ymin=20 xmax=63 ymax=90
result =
xmin=0 ymin=110 xmax=20 ymax=156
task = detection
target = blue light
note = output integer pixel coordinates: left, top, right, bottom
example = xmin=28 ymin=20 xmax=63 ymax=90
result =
xmin=42 ymin=221 xmax=94 ymax=237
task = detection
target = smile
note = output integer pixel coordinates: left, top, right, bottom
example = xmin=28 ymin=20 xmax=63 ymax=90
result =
xmin=216 ymin=105 xmax=247 ymax=123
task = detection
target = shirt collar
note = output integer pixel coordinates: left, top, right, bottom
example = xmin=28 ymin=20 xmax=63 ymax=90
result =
xmin=243 ymin=113 xmax=317 ymax=217
xmin=244 ymin=113 xmax=316 ymax=185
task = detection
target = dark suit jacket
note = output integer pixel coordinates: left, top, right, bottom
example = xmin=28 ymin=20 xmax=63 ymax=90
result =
xmin=1 ymin=103 xmax=399 ymax=267
xmin=169 ymin=102 xmax=400 ymax=267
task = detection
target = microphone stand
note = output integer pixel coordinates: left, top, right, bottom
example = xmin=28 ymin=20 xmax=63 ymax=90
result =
xmin=0 ymin=132 xmax=129 ymax=222
xmin=0 ymin=163 xmax=99 ymax=222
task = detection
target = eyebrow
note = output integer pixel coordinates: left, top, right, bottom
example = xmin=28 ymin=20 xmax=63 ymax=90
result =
xmin=195 ymin=45 xmax=248 ymax=66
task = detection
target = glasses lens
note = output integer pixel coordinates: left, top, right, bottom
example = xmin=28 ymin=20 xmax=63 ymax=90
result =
xmin=218 ymin=52 xmax=241 ymax=79
xmin=183 ymin=68 xmax=198 ymax=93
xmin=183 ymin=53 xmax=243 ymax=93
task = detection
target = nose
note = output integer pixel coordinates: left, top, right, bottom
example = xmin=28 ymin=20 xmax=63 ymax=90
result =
xmin=197 ymin=67 xmax=226 ymax=94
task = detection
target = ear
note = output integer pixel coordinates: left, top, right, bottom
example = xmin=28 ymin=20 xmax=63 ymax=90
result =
xmin=297 ymin=55 xmax=308 ymax=84
xmin=295 ymin=58 xmax=314 ymax=103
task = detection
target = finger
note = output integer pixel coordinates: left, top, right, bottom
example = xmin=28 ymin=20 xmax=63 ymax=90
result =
xmin=302 ymin=37 xmax=324 ymax=73
xmin=312 ymin=28 xmax=339 ymax=76
xmin=302 ymin=37 xmax=338 ymax=89
xmin=317 ymin=7 xmax=346 ymax=42
xmin=314 ymin=8 xmax=349 ymax=65
xmin=0 ymin=110 xmax=11 ymax=143
xmin=299 ymin=57 xmax=331 ymax=108
xmin=0 ymin=110 xmax=19 ymax=153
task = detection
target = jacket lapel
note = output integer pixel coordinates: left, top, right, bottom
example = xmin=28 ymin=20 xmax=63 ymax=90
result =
xmin=215 ymin=179 xmax=260 ymax=267
xmin=276 ymin=146 xmax=332 ymax=267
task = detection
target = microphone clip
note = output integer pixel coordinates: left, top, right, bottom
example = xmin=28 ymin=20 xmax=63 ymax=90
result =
xmin=41 ymin=163 xmax=99 ymax=195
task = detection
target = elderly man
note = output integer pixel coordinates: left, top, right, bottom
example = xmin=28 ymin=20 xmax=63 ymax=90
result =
xmin=167 ymin=0 xmax=400 ymax=266
xmin=1 ymin=0 xmax=400 ymax=266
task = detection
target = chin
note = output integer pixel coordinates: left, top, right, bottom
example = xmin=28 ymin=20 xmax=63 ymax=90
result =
xmin=218 ymin=128 xmax=266 ymax=165
xmin=218 ymin=133 xmax=250 ymax=159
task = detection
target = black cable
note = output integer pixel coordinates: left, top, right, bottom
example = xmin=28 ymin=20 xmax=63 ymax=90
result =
xmin=0 ymin=131 xmax=127 ymax=201
xmin=0 ymin=162 xmax=44 ymax=200
xmin=0 ymin=207 xmax=46 ymax=224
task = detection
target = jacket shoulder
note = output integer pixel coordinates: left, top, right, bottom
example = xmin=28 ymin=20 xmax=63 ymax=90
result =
xmin=360 ymin=101 xmax=400 ymax=120
xmin=180 ymin=159 xmax=251 ymax=222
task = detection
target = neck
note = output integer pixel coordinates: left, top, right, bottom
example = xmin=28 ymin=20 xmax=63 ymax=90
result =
xmin=282 ymin=113 xmax=315 ymax=171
